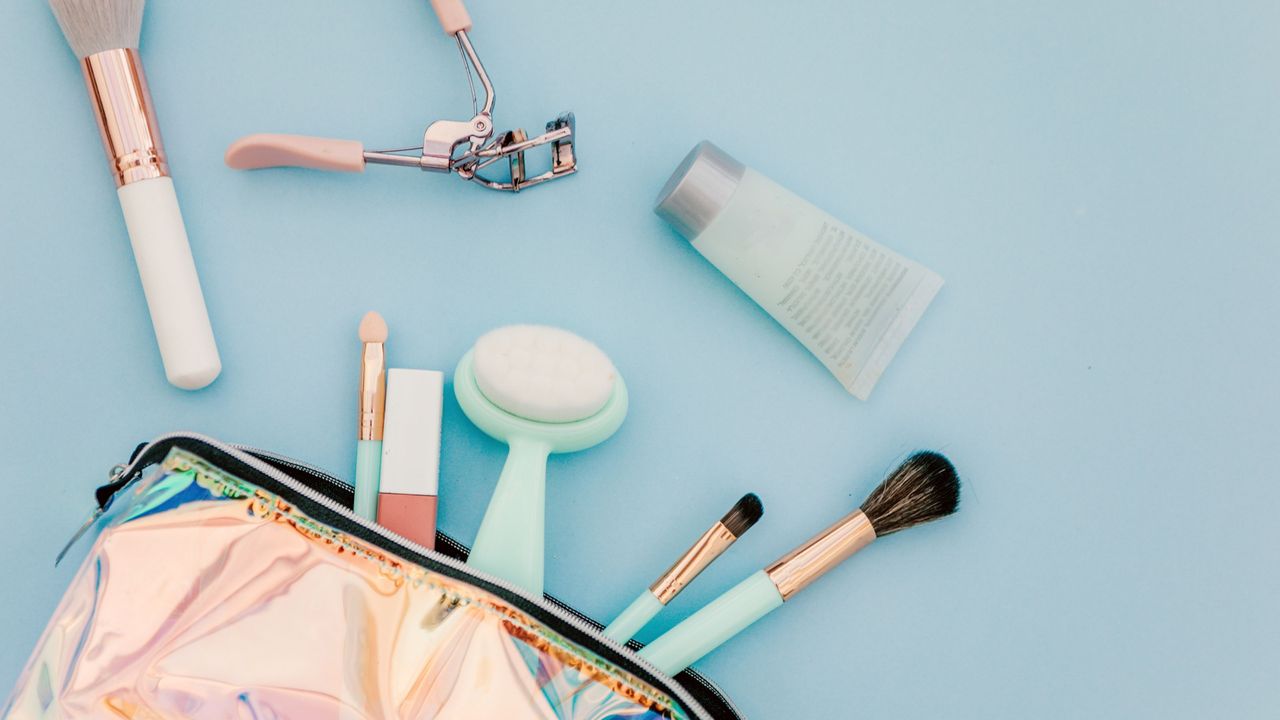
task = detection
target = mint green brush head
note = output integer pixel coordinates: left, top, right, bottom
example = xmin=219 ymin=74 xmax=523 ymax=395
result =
xmin=455 ymin=325 xmax=628 ymax=595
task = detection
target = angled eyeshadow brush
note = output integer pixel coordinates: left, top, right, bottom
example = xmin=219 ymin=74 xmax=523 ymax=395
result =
xmin=604 ymin=493 xmax=764 ymax=643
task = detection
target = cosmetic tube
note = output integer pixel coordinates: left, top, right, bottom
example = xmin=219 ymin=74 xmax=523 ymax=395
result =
xmin=655 ymin=142 xmax=943 ymax=400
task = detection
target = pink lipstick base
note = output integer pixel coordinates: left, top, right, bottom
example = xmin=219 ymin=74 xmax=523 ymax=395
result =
xmin=377 ymin=493 xmax=438 ymax=550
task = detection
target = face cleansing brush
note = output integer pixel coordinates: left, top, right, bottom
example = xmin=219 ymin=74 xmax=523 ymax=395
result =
xmin=455 ymin=325 xmax=628 ymax=594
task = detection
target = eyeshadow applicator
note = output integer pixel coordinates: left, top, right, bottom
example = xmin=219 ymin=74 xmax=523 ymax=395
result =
xmin=354 ymin=312 xmax=388 ymax=521
xmin=48 ymin=0 xmax=221 ymax=390
xmin=604 ymin=494 xmax=763 ymax=643
xmin=639 ymin=452 xmax=960 ymax=675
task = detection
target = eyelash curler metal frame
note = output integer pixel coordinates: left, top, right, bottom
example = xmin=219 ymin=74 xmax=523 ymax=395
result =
xmin=224 ymin=0 xmax=576 ymax=193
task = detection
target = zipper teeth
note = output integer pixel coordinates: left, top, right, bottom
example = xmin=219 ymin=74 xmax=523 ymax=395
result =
xmin=228 ymin=453 xmax=609 ymax=631
xmin=238 ymin=449 xmax=748 ymax=719
xmin=117 ymin=432 xmax=730 ymax=720
xmin=229 ymin=446 xmax=352 ymax=494
xmin=684 ymin=669 xmax=746 ymax=719
xmin=228 ymin=448 xmax=624 ymax=624
xmin=232 ymin=443 xmax=749 ymax=720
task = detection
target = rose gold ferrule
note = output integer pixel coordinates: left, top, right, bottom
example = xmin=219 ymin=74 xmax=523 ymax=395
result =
xmin=82 ymin=48 xmax=169 ymax=188
xmin=358 ymin=343 xmax=386 ymax=441
xmin=648 ymin=522 xmax=737 ymax=604
xmin=765 ymin=509 xmax=876 ymax=602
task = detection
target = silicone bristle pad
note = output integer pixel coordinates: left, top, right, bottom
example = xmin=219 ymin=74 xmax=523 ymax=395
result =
xmin=472 ymin=325 xmax=616 ymax=424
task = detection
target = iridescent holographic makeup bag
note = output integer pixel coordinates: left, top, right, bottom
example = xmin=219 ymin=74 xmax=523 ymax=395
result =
xmin=4 ymin=434 xmax=742 ymax=720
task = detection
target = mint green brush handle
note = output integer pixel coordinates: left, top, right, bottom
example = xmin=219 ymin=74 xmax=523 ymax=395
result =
xmin=639 ymin=570 xmax=784 ymax=675
xmin=454 ymin=348 xmax=627 ymax=596
xmin=353 ymin=440 xmax=381 ymax=520
xmin=465 ymin=438 xmax=551 ymax=593
xmin=603 ymin=590 xmax=665 ymax=643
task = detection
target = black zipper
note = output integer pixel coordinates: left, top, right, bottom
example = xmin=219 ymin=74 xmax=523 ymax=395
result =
xmin=98 ymin=434 xmax=747 ymax=720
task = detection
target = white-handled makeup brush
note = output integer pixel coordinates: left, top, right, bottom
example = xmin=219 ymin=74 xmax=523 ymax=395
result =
xmin=49 ymin=0 xmax=220 ymax=390
xmin=603 ymin=493 xmax=763 ymax=643
xmin=639 ymin=452 xmax=960 ymax=675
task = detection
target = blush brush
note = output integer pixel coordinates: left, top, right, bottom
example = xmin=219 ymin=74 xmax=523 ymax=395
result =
xmin=638 ymin=452 xmax=960 ymax=675
xmin=603 ymin=493 xmax=763 ymax=643
xmin=48 ymin=0 xmax=220 ymax=390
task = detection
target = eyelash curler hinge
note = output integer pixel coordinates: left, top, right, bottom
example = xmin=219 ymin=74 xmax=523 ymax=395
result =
xmin=225 ymin=0 xmax=577 ymax=193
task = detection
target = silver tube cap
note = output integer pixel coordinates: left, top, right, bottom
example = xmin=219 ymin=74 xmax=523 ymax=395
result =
xmin=654 ymin=141 xmax=746 ymax=240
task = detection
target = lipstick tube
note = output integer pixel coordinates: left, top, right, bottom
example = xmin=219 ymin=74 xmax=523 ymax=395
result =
xmin=377 ymin=369 xmax=443 ymax=549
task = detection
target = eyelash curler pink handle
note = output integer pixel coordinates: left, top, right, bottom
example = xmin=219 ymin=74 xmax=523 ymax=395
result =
xmin=224 ymin=134 xmax=366 ymax=173
xmin=429 ymin=0 xmax=472 ymax=34
xmin=224 ymin=2 xmax=578 ymax=191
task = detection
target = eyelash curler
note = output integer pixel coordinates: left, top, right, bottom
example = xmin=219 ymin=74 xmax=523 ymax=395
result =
xmin=224 ymin=0 xmax=576 ymax=193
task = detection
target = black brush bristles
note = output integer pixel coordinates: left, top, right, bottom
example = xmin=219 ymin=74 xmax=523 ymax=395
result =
xmin=859 ymin=452 xmax=960 ymax=537
xmin=720 ymin=493 xmax=764 ymax=538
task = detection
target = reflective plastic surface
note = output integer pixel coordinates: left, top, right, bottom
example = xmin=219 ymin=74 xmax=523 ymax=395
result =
xmin=4 ymin=449 xmax=688 ymax=719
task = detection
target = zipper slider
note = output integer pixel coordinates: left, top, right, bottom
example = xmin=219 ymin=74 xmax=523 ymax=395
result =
xmin=54 ymin=463 xmax=129 ymax=567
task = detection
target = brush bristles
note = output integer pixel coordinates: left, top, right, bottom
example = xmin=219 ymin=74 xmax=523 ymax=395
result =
xmin=49 ymin=0 xmax=146 ymax=58
xmin=720 ymin=493 xmax=763 ymax=538
xmin=859 ymin=452 xmax=959 ymax=537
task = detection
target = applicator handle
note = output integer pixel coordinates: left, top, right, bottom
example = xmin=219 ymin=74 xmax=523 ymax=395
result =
xmin=353 ymin=440 xmax=382 ymax=520
xmin=117 ymin=178 xmax=221 ymax=390
xmin=638 ymin=570 xmax=784 ymax=676
xmin=429 ymin=0 xmax=472 ymax=34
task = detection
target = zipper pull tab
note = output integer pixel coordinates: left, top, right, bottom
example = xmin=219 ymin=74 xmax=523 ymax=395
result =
xmin=55 ymin=463 xmax=128 ymax=567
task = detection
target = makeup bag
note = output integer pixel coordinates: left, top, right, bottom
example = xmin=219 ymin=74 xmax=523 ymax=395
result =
xmin=3 ymin=433 xmax=743 ymax=720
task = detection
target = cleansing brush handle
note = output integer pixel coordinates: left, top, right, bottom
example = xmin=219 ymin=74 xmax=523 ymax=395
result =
xmin=429 ymin=0 xmax=472 ymax=34
xmin=638 ymin=570 xmax=784 ymax=676
xmin=467 ymin=438 xmax=550 ymax=594
xmin=117 ymin=178 xmax=221 ymax=390
xmin=224 ymin=134 xmax=367 ymax=173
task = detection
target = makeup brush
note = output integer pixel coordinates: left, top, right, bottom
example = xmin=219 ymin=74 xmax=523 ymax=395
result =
xmin=638 ymin=452 xmax=960 ymax=675
xmin=603 ymin=493 xmax=763 ymax=643
xmin=354 ymin=311 xmax=388 ymax=520
xmin=48 ymin=0 xmax=221 ymax=390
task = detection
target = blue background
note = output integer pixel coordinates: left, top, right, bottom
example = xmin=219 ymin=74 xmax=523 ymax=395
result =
xmin=2 ymin=1 xmax=1278 ymax=717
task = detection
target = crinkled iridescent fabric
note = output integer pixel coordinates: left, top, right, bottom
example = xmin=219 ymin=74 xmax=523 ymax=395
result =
xmin=5 ymin=450 xmax=688 ymax=720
